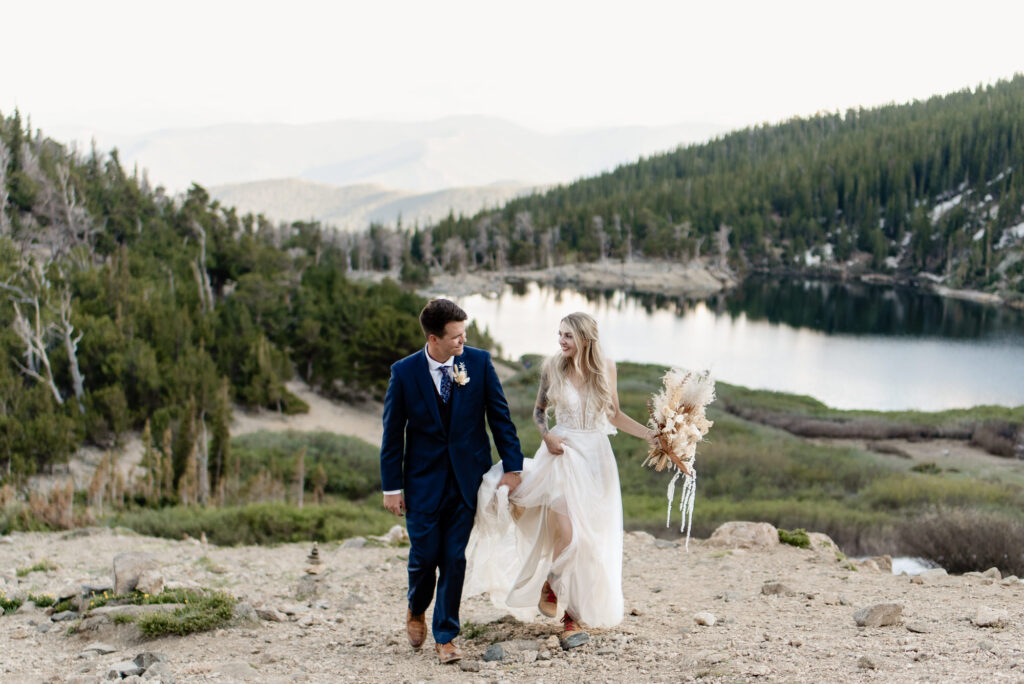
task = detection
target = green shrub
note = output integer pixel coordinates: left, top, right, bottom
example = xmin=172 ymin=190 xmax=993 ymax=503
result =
xmin=778 ymin=528 xmax=811 ymax=548
xmin=136 ymin=591 xmax=235 ymax=637
xmin=1 ymin=591 xmax=23 ymax=615
xmin=112 ymin=500 xmax=395 ymax=546
xmin=16 ymin=559 xmax=57 ymax=577
xmin=232 ymin=431 xmax=381 ymax=499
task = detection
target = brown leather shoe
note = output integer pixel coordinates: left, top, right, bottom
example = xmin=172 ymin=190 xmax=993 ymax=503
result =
xmin=406 ymin=609 xmax=426 ymax=649
xmin=538 ymin=580 xmax=557 ymax=617
xmin=434 ymin=640 xmax=463 ymax=664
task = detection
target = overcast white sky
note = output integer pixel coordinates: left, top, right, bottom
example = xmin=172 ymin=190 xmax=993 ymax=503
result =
xmin=3 ymin=0 xmax=1023 ymax=138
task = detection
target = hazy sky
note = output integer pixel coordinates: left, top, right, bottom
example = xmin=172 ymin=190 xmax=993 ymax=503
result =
xmin=4 ymin=0 xmax=1023 ymax=137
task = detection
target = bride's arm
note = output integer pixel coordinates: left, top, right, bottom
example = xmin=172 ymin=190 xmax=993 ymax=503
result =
xmin=535 ymin=367 xmax=564 ymax=454
xmin=606 ymin=360 xmax=658 ymax=445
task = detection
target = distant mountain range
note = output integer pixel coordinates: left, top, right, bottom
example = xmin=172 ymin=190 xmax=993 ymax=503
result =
xmin=209 ymin=177 xmax=544 ymax=230
xmin=54 ymin=116 xmax=728 ymax=227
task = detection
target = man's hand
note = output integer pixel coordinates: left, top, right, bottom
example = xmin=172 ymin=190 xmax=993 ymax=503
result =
xmin=498 ymin=471 xmax=522 ymax=492
xmin=383 ymin=492 xmax=406 ymax=516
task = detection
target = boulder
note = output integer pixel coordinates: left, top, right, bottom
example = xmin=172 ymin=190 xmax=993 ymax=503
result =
xmin=694 ymin=611 xmax=717 ymax=626
xmin=706 ymin=522 xmax=779 ymax=549
xmin=973 ymin=605 xmax=1009 ymax=628
xmin=57 ymin=583 xmax=81 ymax=601
xmin=135 ymin=569 xmax=164 ymax=596
xmin=113 ymin=552 xmax=160 ymax=595
xmin=981 ymin=567 xmax=1002 ymax=580
xmin=853 ymin=603 xmax=902 ymax=627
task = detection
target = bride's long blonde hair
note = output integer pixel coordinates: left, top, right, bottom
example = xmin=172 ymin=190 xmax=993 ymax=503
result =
xmin=542 ymin=312 xmax=612 ymax=415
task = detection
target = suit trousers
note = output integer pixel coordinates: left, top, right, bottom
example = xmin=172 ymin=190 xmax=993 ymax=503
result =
xmin=405 ymin=470 xmax=473 ymax=644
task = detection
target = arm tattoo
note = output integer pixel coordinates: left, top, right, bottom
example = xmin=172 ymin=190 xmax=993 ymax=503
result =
xmin=533 ymin=372 xmax=550 ymax=436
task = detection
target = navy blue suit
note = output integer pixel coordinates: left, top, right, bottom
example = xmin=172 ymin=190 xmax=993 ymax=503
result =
xmin=380 ymin=345 xmax=523 ymax=643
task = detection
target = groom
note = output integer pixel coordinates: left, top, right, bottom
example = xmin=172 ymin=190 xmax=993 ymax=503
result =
xmin=380 ymin=298 xmax=523 ymax=664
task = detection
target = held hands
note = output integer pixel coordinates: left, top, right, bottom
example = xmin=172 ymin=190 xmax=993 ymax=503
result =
xmin=383 ymin=492 xmax=406 ymax=516
xmin=543 ymin=433 xmax=565 ymax=455
xmin=497 ymin=471 xmax=522 ymax=493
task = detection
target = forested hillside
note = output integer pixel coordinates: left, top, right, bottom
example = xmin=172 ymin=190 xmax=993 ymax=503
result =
xmin=405 ymin=76 xmax=1024 ymax=299
xmin=0 ymin=112 xmax=436 ymax=486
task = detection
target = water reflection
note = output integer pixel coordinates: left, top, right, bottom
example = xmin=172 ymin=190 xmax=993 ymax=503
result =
xmin=461 ymin=279 xmax=1024 ymax=411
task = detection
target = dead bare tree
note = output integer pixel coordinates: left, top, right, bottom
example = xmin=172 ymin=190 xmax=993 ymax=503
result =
xmin=55 ymin=282 xmax=85 ymax=413
xmin=196 ymin=411 xmax=210 ymax=506
xmin=0 ymin=139 xmax=11 ymax=236
xmin=54 ymin=161 xmax=95 ymax=250
xmin=190 ymin=221 xmax=215 ymax=314
xmin=2 ymin=270 xmax=64 ymax=405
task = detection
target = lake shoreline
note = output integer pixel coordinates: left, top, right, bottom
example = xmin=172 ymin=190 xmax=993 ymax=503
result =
xmin=403 ymin=259 xmax=1022 ymax=309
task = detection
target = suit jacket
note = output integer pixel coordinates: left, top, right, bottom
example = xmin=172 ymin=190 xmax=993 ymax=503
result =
xmin=380 ymin=345 xmax=524 ymax=513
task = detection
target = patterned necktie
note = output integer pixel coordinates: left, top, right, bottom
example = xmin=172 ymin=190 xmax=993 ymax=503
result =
xmin=439 ymin=366 xmax=452 ymax=403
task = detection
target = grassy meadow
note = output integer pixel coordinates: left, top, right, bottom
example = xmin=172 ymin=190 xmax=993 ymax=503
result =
xmin=5 ymin=360 xmax=1022 ymax=575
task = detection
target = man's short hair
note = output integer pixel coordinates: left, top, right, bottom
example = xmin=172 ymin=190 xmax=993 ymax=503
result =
xmin=419 ymin=298 xmax=468 ymax=339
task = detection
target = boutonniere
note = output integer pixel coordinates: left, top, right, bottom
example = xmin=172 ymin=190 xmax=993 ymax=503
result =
xmin=452 ymin=362 xmax=470 ymax=386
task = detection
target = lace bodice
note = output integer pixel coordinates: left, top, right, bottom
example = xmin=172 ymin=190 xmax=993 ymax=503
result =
xmin=554 ymin=381 xmax=616 ymax=435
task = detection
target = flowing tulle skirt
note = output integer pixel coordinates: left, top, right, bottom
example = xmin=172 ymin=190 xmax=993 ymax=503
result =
xmin=465 ymin=425 xmax=623 ymax=627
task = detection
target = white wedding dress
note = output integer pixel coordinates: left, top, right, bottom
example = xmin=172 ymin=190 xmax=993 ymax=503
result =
xmin=465 ymin=380 xmax=624 ymax=628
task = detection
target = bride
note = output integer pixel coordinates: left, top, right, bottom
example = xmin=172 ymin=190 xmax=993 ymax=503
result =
xmin=466 ymin=312 xmax=657 ymax=644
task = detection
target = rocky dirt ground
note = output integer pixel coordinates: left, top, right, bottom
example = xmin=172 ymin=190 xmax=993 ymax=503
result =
xmin=2 ymin=522 xmax=1022 ymax=683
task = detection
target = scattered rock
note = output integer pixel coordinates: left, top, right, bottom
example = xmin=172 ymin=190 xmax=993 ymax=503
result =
xmin=807 ymin=532 xmax=838 ymax=552
xmin=141 ymin=662 xmax=174 ymax=682
xmin=653 ymin=539 xmax=679 ymax=549
xmin=0 ymin=535 xmax=13 ymax=544
xmin=81 ymin=642 xmax=118 ymax=655
xmin=706 ymin=521 xmax=779 ymax=549
xmin=133 ymin=652 xmax=168 ymax=670
xmin=868 ymin=555 xmax=893 ymax=572
xmin=694 ymin=611 xmax=717 ymax=626
xmin=761 ymin=581 xmax=795 ymax=596
xmin=109 ymin=660 xmax=144 ymax=678
xmin=747 ymin=663 xmax=771 ymax=677
xmin=52 ymin=610 xmax=77 ymax=622
xmin=853 ymin=603 xmax=902 ymax=627
xmin=977 ymin=638 xmax=995 ymax=652
xmin=906 ymin=622 xmax=932 ymax=634
xmin=1001 ymin=575 xmax=1019 ymax=586
xmin=561 ymin=631 xmax=590 ymax=650
xmin=982 ymin=567 xmax=1002 ymax=580
xmin=544 ymin=635 xmax=560 ymax=650
xmin=459 ymin=660 xmax=481 ymax=672
xmin=135 ymin=569 xmax=164 ymax=596
xmin=340 ymin=537 xmax=367 ymax=549
xmin=973 ymin=605 xmax=1009 ymax=628
xmin=57 ymin=583 xmax=81 ymax=601
xmin=256 ymin=607 xmax=287 ymax=622
xmin=857 ymin=655 xmax=880 ymax=670
xmin=113 ymin=552 xmax=160 ymax=595
xmin=83 ymin=581 xmax=114 ymax=596
xmin=910 ymin=568 xmax=948 ymax=585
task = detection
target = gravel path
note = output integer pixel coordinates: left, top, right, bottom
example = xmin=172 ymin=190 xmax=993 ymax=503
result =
xmin=2 ymin=527 xmax=1022 ymax=683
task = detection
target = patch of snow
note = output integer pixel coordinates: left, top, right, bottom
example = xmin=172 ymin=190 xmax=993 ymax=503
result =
xmin=972 ymin=228 xmax=986 ymax=242
xmin=803 ymin=249 xmax=821 ymax=267
xmin=931 ymin=193 xmax=964 ymax=223
xmin=918 ymin=272 xmax=945 ymax=284
xmin=884 ymin=256 xmax=900 ymax=269
xmin=987 ymin=166 xmax=1013 ymax=186
xmin=984 ymin=193 xmax=993 ymax=202
xmin=901 ymin=232 xmax=912 ymax=247
xmin=996 ymin=221 xmax=1024 ymax=250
